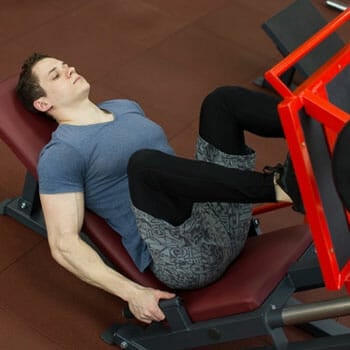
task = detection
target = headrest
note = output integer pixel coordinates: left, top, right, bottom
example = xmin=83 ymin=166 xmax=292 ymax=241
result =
xmin=332 ymin=121 xmax=350 ymax=211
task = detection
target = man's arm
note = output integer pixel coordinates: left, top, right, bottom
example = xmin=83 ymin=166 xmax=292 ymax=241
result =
xmin=40 ymin=192 xmax=175 ymax=324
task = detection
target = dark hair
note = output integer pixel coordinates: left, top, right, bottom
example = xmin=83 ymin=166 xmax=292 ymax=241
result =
xmin=16 ymin=53 xmax=50 ymax=114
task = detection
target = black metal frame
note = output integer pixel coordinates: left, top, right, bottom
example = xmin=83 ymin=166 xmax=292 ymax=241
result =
xmin=0 ymin=172 xmax=46 ymax=237
xmin=100 ymin=254 xmax=350 ymax=350
xmin=1 ymin=172 xmax=349 ymax=349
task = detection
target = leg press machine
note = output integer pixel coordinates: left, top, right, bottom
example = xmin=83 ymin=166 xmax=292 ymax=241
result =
xmin=2 ymin=7 xmax=350 ymax=350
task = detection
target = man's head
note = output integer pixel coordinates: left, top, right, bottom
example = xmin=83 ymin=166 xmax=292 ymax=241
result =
xmin=16 ymin=53 xmax=49 ymax=114
xmin=16 ymin=53 xmax=90 ymax=117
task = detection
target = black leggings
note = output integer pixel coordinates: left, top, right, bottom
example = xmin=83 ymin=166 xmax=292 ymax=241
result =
xmin=127 ymin=86 xmax=284 ymax=226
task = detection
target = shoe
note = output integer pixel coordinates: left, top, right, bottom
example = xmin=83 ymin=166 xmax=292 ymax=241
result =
xmin=264 ymin=154 xmax=305 ymax=214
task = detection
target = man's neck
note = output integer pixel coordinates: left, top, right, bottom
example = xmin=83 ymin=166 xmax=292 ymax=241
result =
xmin=51 ymin=100 xmax=113 ymax=125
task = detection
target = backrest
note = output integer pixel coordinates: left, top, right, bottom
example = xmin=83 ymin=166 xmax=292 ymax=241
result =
xmin=263 ymin=0 xmax=344 ymax=78
xmin=0 ymin=76 xmax=56 ymax=178
xmin=265 ymin=8 xmax=350 ymax=291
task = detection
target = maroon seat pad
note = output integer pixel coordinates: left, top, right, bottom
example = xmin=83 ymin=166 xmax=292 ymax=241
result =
xmin=0 ymin=76 xmax=312 ymax=323
xmin=85 ymin=212 xmax=311 ymax=322
xmin=181 ymin=225 xmax=311 ymax=322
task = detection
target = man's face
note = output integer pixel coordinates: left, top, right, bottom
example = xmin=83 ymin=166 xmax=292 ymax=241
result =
xmin=32 ymin=57 xmax=90 ymax=113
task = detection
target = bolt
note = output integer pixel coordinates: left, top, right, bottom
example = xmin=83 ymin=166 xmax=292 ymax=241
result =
xmin=120 ymin=341 xmax=128 ymax=349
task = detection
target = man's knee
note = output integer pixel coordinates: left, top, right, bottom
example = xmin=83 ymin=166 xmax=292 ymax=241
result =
xmin=127 ymin=149 xmax=166 ymax=178
xmin=199 ymin=86 xmax=248 ymax=140
xmin=128 ymin=149 xmax=152 ymax=175
xmin=128 ymin=150 xmax=160 ymax=201
xmin=201 ymin=86 xmax=246 ymax=111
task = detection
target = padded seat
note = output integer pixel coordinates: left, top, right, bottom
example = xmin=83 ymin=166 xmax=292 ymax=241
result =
xmin=181 ymin=225 xmax=310 ymax=322
xmin=86 ymin=212 xmax=311 ymax=322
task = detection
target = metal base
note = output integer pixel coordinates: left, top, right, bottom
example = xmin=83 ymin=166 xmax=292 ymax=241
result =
xmin=1 ymin=196 xmax=46 ymax=236
xmin=100 ymin=279 xmax=350 ymax=350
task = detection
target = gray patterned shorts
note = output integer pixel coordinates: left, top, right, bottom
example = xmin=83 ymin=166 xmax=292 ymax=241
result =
xmin=132 ymin=137 xmax=255 ymax=289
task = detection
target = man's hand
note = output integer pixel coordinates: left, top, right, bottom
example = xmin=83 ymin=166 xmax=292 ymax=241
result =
xmin=40 ymin=192 xmax=175 ymax=325
xmin=127 ymin=285 xmax=175 ymax=324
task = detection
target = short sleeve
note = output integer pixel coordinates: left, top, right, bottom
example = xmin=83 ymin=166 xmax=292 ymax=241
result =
xmin=38 ymin=142 xmax=85 ymax=194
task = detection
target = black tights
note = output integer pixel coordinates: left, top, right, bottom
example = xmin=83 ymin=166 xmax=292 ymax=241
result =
xmin=127 ymin=86 xmax=284 ymax=226
xmin=199 ymin=86 xmax=284 ymax=154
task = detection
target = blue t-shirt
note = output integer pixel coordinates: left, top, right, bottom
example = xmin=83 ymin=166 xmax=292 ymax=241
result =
xmin=38 ymin=99 xmax=175 ymax=271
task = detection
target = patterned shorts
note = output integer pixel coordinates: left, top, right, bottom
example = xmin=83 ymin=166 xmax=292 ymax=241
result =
xmin=132 ymin=137 xmax=256 ymax=289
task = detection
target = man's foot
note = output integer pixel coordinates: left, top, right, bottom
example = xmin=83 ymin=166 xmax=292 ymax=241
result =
xmin=264 ymin=155 xmax=305 ymax=214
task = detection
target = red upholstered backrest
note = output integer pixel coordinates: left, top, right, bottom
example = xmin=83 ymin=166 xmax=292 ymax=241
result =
xmin=0 ymin=76 xmax=56 ymax=178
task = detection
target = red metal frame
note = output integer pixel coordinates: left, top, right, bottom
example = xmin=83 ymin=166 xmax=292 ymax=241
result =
xmin=264 ymin=9 xmax=350 ymax=292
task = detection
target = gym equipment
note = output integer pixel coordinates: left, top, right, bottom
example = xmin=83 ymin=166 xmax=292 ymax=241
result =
xmin=256 ymin=0 xmax=344 ymax=89
xmin=265 ymin=7 xmax=350 ymax=293
xmin=0 ymin=75 xmax=317 ymax=350
xmin=2 ymin=7 xmax=350 ymax=350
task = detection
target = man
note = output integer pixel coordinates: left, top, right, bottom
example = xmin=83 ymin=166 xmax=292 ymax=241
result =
xmin=17 ymin=53 xmax=175 ymax=324
xmin=16 ymin=53 xmax=303 ymax=324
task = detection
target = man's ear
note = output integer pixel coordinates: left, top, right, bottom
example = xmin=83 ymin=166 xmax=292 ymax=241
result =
xmin=33 ymin=97 xmax=52 ymax=113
